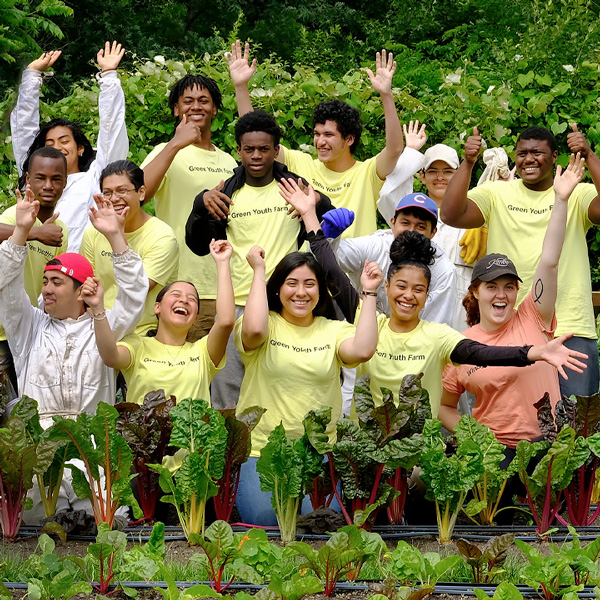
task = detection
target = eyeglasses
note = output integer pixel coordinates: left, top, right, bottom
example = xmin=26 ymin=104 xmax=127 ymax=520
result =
xmin=424 ymin=169 xmax=455 ymax=177
xmin=102 ymin=187 xmax=136 ymax=200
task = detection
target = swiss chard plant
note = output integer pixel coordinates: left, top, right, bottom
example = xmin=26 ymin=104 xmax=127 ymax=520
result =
xmin=0 ymin=397 xmax=58 ymax=540
xmin=288 ymin=525 xmax=386 ymax=595
xmin=453 ymin=416 xmax=518 ymax=525
xmin=456 ymin=534 xmax=515 ymax=584
xmin=48 ymin=402 xmax=142 ymax=529
xmin=516 ymin=426 xmax=589 ymax=536
xmin=115 ymin=390 xmax=176 ymax=523
xmin=419 ymin=418 xmax=483 ymax=544
xmin=149 ymin=397 xmax=227 ymax=543
xmin=535 ymin=393 xmax=600 ymax=526
xmin=214 ymin=406 xmax=265 ymax=522
xmin=256 ymin=421 xmax=323 ymax=544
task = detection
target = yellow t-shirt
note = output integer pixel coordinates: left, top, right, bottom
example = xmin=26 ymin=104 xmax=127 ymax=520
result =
xmin=0 ymin=206 xmax=69 ymax=341
xmin=283 ymin=149 xmax=384 ymax=238
xmin=80 ymin=217 xmax=179 ymax=335
xmin=118 ymin=334 xmax=224 ymax=405
xmin=141 ymin=143 xmax=237 ymax=299
xmin=469 ymin=180 xmax=597 ymax=338
xmin=235 ymin=311 xmax=356 ymax=456
xmin=228 ymin=180 xmax=300 ymax=305
xmin=358 ymin=314 xmax=465 ymax=416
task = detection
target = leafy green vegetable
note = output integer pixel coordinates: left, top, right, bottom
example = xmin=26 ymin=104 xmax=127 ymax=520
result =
xmin=456 ymin=534 xmax=515 ymax=584
xmin=473 ymin=581 xmax=525 ymax=600
xmin=47 ymin=402 xmax=142 ymax=528
xmin=115 ymin=390 xmax=176 ymax=522
xmin=149 ymin=397 xmax=227 ymax=542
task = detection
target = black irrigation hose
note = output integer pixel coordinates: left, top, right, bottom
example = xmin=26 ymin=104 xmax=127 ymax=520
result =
xmin=3 ymin=580 xmax=598 ymax=597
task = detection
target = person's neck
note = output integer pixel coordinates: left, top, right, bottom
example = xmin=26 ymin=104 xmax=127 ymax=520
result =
xmin=155 ymin=325 xmax=188 ymax=346
xmin=322 ymin=153 xmax=356 ymax=173
xmin=523 ymin=177 xmax=553 ymax=192
xmin=280 ymin=310 xmax=315 ymax=328
xmin=37 ymin=205 xmax=56 ymax=223
xmin=245 ymin=169 xmax=275 ymax=188
xmin=124 ymin=210 xmax=151 ymax=233
xmin=388 ymin=314 xmax=421 ymax=333
xmin=193 ymin=129 xmax=214 ymax=151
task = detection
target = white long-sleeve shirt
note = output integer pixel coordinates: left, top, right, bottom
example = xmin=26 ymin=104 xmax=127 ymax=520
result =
xmin=10 ymin=69 xmax=129 ymax=252
xmin=331 ymin=230 xmax=457 ymax=327
xmin=0 ymin=240 xmax=147 ymax=425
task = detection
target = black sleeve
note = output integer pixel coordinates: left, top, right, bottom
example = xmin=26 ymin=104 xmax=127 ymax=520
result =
xmin=450 ymin=339 xmax=534 ymax=367
xmin=185 ymin=190 xmax=228 ymax=256
xmin=307 ymin=229 xmax=359 ymax=323
xmin=296 ymin=190 xmax=334 ymax=247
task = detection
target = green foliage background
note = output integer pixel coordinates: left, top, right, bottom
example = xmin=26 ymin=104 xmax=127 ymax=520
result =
xmin=2 ymin=0 xmax=600 ymax=281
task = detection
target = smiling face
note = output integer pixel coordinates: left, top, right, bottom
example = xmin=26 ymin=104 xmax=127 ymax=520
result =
xmin=515 ymin=138 xmax=557 ymax=191
xmin=155 ymin=282 xmax=199 ymax=331
xmin=475 ymin=275 xmax=519 ymax=330
xmin=279 ymin=265 xmax=319 ymax=326
xmin=313 ymin=120 xmax=353 ymax=165
xmin=101 ymin=173 xmax=144 ymax=227
xmin=26 ymin=155 xmax=67 ymax=212
xmin=173 ymin=85 xmax=217 ymax=130
xmin=42 ymin=271 xmax=84 ymax=320
xmin=419 ymin=160 xmax=456 ymax=204
xmin=44 ymin=125 xmax=83 ymax=174
xmin=238 ymin=131 xmax=279 ymax=185
xmin=386 ymin=266 xmax=429 ymax=330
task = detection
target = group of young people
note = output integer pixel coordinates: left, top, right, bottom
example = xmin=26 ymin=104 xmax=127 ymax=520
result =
xmin=2 ymin=39 xmax=599 ymax=525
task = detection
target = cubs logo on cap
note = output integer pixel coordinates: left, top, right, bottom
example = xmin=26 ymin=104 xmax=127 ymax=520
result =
xmin=394 ymin=192 xmax=438 ymax=223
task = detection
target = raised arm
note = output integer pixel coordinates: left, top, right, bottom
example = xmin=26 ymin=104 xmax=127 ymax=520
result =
xmin=143 ymin=114 xmax=203 ymax=200
xmin=367 ymin=50 xmax=404 ymax=179
xmin=226 ymin=40 xmax=256 ymax=117
xmin=440 ymin=127 xmax=486 ymax=228
xmin=337 ymin=261 xmax=382 ymax=363
xmin=10 ymin=51 xmax=61 ymax=175
xmin=95 ymin=41 xmax=129 ymax=170
xmin=240 ymin=246 xmax=269 ymax=351
xmin=532 ymin=153 xmax=585 ymax=327
xmin=279 ymin=177 xmax=360 ymax=321
xmin=567 ymin=124 xmax=600 ymax=224
xmin=206 ymin=239 xmax=235 ymax=366
xmin=81 ymin=276 xmax=131 ymax=369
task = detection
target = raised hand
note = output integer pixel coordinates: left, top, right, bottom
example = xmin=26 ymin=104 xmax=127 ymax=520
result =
xmin=27 ymin=50 xmax=61 ymax=72
xmin=80 ymin=277 xmax=104 ymax=311
xmin=360 ymin=260 xmax=384 ymax=293
xmin=97 ymin=41 xmax=125 ymax=72
xmin=226 ymin=40 xmax=257 ymax=86
xmin=567 ymin=123 xmax=592 ymax=159
xmin=173 ymin=113 xmax=202 ymax=150
xmin=209 ymin=238 xmax=233 ymax=263
xmin=465 ymin=127 xmax=483 ymax=164
xmin=34 ymin=213 xmax=63 ymax=247
xmin=14 ymin=185 xmax=40 ymax=233
xmin=554 ymin=153 xmax=585 ymax=201
xmin=403 ymin=120 xmax=427 ymax=151
xmin=366 ymin=50 xmax=396 ymax=96
xmin=246 ymin=245 xmax=266 ymax=270
xmin=89 ymin=196 xmax=124 ymax=238
xmin=278 ymin=178 xmax=316 ymax=217
xmin=532 ymin=333 xmax=588 ymax=380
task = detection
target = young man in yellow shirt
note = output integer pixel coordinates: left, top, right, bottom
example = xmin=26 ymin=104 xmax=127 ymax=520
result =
xmin=202 ymin=41 xmax=403 ymax=239
xmin=141 ymin=74 xmax=237 ymax=340
xmin=441 ymin=124 xmax=600 ymax=397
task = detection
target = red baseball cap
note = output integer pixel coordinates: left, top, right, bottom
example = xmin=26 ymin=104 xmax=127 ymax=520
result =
xmin=44 ymin=253 xmax=94 ymax=284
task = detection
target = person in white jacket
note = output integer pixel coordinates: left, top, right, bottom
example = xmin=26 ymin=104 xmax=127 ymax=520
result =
xmin=10 ymin=42 xmax=129 ymax=252
xmin=0 ymin=188 xmax=147 ymax=430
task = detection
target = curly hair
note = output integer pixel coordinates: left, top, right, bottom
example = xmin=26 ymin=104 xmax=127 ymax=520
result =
xmin=313 ymin=100 xmax=362 ymax=154
xmin=18 ymin=118 xmax=94 ymax=188
xmin=463 ymin=280 xmax=482 ymax=327
xmin=168 ymin=75 xmax=223 ymax=115
xmin=387 ymin=230 xmax=436 ymax=286
xmin=235 ymin=110 xmax=282 ymax=147
xmin=518 ymin=126 xmax=557 ymax=153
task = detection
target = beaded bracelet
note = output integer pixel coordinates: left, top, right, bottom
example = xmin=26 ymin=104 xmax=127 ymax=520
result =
xmin=360 ymin=290 xmax=378 ymax=297
xmin=91 ymin=311 xmax=107 ymax=321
